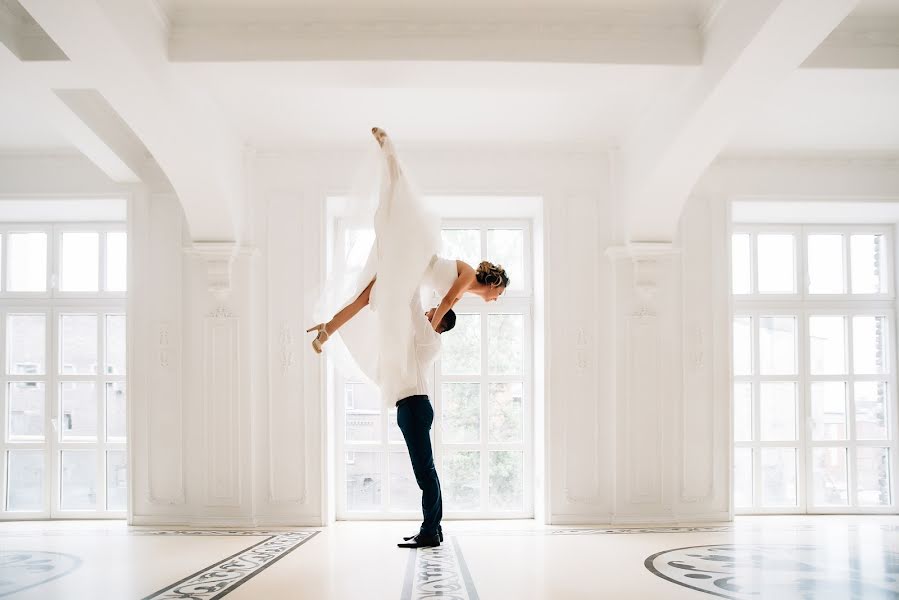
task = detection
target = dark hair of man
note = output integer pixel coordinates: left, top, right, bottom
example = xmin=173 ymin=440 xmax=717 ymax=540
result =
xmin=440 ymin=309 xmax=457 ymax=333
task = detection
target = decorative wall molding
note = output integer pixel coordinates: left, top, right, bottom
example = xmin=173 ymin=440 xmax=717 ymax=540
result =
xmin=626 ymin=313 xmax=663 ymax=505
xmin=144 ymin=193 xmax=188 ymax=509
xmin=606 ymin=243 xmax=682 ymax=312
xmin=605 ymin=242 xmax=682 ymax=260
xmin=265 ymin=193 xmax=307 ymax=507
xmin=157 ymin=322 xmax=171 ymax=368
xmin=677 ymin=194 xmax=722 ymax=507
xmin=207 ymin=305 xmax=234 ymax=319
xmin=147 ymin=321 xmax=186 ymax=506
xmin=203 ymin=312 xmax=241 ymax=507
xmin=185 ymin=242 xmax=258 ymax=301
xmin=278 ymin=322 xmax=296 ymax=375
xmin=556 ymin=194 xmax=605 ymax=509
xmin=689 ymin=324 xmax=705 ymax=370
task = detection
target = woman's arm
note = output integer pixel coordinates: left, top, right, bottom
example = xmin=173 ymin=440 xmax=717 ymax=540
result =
xmin=429 ymin=263 xmax=475 ymax=330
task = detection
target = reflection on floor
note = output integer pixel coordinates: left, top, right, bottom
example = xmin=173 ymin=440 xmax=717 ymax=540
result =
xmin=0 ymin=516 xmax=896 ymax=599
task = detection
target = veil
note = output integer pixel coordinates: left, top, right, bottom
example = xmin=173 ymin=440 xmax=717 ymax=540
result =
xmin=313 ymin=136 xmax=441 ymax=403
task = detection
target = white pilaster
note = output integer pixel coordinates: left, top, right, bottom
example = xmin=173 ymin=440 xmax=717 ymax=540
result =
xmin=607 ymin=243 xmax=682 ymax=521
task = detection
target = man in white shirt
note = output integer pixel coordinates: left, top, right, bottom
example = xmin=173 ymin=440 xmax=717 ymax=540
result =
xmin=395 ymin=300 xmax=456 ymax=549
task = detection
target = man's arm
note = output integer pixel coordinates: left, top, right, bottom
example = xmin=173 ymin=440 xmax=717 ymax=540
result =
xmin=430 ymin=266 xmax=474 ymax=331
xmin=412 ymin=298 xmax=442 ymax=367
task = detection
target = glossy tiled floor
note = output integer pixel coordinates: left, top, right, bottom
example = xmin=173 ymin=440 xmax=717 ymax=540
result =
xmin=1 ymin=516 xmax=897 ymax=599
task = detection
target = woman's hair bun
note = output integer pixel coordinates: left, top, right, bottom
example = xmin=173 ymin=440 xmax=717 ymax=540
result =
xmin=475 ymin=261 xmax=510 ymax=288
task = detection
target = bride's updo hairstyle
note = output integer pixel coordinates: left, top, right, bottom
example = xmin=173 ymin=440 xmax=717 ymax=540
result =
xmin=476 ymin=261 xmax=510 ymax=289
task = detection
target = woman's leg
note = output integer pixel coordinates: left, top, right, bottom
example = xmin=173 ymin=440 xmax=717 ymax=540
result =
xmin=324 ymin=278 xmax=375 ymax=335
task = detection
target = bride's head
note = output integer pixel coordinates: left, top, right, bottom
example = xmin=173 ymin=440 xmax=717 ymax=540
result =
xmin=476 ymin=261 xmax=509 ymax=302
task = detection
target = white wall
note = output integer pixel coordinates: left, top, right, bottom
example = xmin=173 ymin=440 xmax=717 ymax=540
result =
xmin=7 ymin=150 xmax=895 ymax=526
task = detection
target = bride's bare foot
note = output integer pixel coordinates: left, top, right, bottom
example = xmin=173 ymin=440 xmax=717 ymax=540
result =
xmin=371 ymin=127 xmax=387 ymax=147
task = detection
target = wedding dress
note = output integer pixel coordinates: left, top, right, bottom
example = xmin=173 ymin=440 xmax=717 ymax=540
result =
xmin=316 ymin=138 xmax=455 ymax=404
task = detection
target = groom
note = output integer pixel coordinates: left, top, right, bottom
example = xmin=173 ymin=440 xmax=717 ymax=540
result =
xmin=395 ymin=300 xmax=456 ymax=549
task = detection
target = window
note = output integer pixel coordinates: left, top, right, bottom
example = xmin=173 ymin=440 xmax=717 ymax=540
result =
xmin=333 ymin=214 xmax=534 ymax=518
xmin=732 ymin=225 xmax=895 ymax=513
xmin=1 ymin=223 xmax=127 ymax=518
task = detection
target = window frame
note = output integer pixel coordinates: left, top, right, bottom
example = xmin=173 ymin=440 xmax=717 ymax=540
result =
xmin=331 ymin=214 xmax=535 ymax=520
xmin=732 ymin=223 xmax=897 ymax=515
xmin=0 ymin=223 xmax=127 ymax=300
xmin=0 ymin=221 xmax=127 ymax=520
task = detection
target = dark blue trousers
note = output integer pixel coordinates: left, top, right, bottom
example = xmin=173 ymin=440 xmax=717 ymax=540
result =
xmin=396 ymin=395 xmax=442 ymax=537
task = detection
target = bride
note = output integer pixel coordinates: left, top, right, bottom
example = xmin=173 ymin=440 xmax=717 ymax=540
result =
xmin=307 ymin=127 xmax=510 ymax=401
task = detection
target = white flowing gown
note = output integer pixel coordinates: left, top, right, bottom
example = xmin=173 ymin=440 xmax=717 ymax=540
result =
xmin=320 ymin=138 xmax=454 ymax=405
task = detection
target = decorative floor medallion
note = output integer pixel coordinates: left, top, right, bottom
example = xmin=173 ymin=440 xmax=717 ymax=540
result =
xmin=0 ymin=551 xmax=82 ymax=598
xmin=646 ymin=544 xmax=899 ymax=600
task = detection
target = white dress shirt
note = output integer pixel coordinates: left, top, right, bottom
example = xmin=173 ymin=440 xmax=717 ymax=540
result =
xmin=396 ymin=295 xmax=442 ymax=401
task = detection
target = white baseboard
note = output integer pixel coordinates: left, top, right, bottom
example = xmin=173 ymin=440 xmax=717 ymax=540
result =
xmin=550 ymin=511 xmax=733 ymax=527
xmin=549 ymin=514 xmax=616 ymax=526
xmin=130 ymin=514 xmax=323 ymax=528
xmin=252 ymin=515 xmax=324 ymax=527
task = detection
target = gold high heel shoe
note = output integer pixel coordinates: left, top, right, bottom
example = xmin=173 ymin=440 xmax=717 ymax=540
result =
xmin=306 ymin=323 xmax=329 ymax=354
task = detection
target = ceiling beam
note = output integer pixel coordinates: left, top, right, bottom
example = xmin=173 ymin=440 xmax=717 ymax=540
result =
xmin=168 ymin=8 xmax=701 ymax=65
xmin=0 ymin=43 xmax=139 ymax=182
xmin=803 ymin=16 xmax=899 ymax=69
xmin=619 ymin=0 xmax=860 ymax=243
xmin=19 ymin=0 xmax=245 ymax=242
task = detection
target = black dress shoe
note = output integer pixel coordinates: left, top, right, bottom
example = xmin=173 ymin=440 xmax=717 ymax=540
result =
xmin=403 ymin=530 xmax=443 ymax=542
xmin=397 ymin=533 xmax=440 ymax=548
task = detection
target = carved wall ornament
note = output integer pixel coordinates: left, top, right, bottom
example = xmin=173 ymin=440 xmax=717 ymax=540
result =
xmin=692 ymin=325 xmax=705 ymax=369
xmin=158 ymin=323 xmax=171 ymax=368
xmin=208 ymin=305 xmax=234 ymax=319
xmin=185 ymin=242 xmax=259 ymax=302
xmin=279 ymin=323 xmax=296 ymax=374
xmin=632 ymin=305 xmax=655 ymax=319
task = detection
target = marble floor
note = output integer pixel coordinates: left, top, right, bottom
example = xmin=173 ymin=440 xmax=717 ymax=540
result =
xmin=0 ymin=516 xmax=897 ymax=599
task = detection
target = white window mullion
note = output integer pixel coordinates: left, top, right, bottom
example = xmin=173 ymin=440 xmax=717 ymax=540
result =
xmin=480 ymin=303 xmax=488 ymax=514
xmin=752 ymin=312 xmax=761 ymax=510
xmin=49 ymin=307 xmax=59 ymax=516
xmin=97 ymin=310 xmax=106 ymax=512
xmin=796 ymin=310 xmax=815 ymax=512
